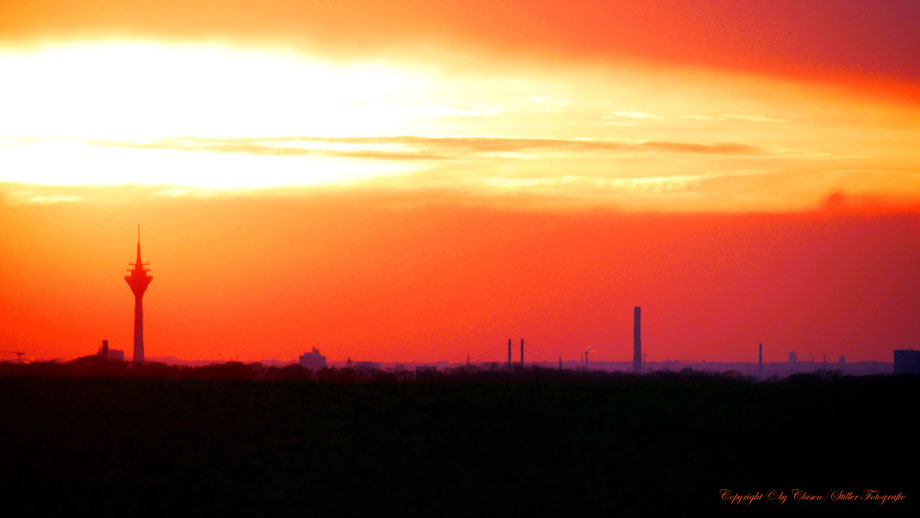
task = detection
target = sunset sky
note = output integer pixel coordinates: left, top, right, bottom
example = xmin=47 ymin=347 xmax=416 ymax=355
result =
xmin=2 ymin=1 xmax=919 ymax=363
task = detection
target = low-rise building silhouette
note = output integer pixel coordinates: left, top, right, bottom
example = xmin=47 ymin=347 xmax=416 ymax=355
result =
xmin=299 ymin=348 xmax=327 ymax=370
xmin=893 ymin=350 xmax=920 ymax=374
xmin=96 ymin=339 xmax=125 ymax=361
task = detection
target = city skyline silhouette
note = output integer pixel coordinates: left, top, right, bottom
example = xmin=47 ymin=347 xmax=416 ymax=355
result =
xmin=3 ymin=210 xmax=918 ymax=365
xmin=2 ymin=2 xmax=919 ymax=514
xmin=2 ymin=3 xmax=920 ymax=365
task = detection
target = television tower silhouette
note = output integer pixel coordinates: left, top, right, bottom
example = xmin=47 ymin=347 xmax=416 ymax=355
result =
xmin=125 ymin=225 xmax=152 ymax=364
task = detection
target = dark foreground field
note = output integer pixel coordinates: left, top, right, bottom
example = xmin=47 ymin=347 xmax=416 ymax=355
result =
xmin=1 ymin=373 xmax=916 ymax=515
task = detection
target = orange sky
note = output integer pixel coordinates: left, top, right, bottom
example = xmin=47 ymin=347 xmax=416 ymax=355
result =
xmin=1 ymin=1 xmax=919 ymax=363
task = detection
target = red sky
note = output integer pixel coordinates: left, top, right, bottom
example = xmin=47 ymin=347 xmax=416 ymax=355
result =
xmin=1 ymin=1 xmax=919 ymax=363
xmin=2 ymin=190 xmax=918 ymax=363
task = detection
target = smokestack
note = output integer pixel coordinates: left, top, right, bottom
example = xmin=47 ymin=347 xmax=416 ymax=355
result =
xmin=633 ymin=307 xmax=642 ymax=373
xmin=520 ymin=339 xmax=524 ymax=365
xmin=758 ymin=344 xmax=763 ymax=380
xmin=101 ymin=339 xmax=109 ymax=358
xmin=508 ymin=339 xmax=512 ymax=370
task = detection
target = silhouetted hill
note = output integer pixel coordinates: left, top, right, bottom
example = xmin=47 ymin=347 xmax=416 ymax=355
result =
xmin=0 ymin=360 xmax=767 ymax=382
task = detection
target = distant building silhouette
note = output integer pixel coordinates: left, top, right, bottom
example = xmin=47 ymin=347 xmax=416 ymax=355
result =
xmin=354 ymin=361 xmax=381 ymax=371
xmin=299 ymin=347 xmax=327 ymax=370
xmin=839 ymin=355 xmax=846 ymax=364
xmin=758 ymin=343 xmax=763 ymax=380
xmin=125 ymin=226 xmax=152 ymax=364
xmin=788 ymin=352 xmax=797 ymax=363
xmin=96 ymin=339 xmax=125 ymax=361
xmin=0 ymin=350 xmax=26 ymax=363
xmin=893 ymin=350 xmax=920 ymax=374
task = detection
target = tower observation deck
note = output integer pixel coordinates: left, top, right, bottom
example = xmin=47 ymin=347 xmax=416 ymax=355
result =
xmin=125 ymin=225 xmax=152 ymax=364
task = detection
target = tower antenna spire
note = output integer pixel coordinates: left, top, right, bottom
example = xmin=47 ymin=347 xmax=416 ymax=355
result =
xmin=136 ymin=225 xmax=143 ymax=265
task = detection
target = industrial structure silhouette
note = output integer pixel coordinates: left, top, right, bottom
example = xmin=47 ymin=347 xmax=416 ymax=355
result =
xmin=634 ymin=306 xmax=642 ymax=373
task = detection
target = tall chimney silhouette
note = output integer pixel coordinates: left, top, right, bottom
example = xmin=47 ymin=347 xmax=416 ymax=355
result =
xmin=125 ymin=226 xmax=152 ymax=364
xmin=758 ymin=343 xmax=763 ymax=380
xmin=520 ymin=339 xmax=524 ymax=365
xmin=507 ymin=339 xmax=512 ymax=370
xmin=633 ymin=307 xmax=642 ymax=373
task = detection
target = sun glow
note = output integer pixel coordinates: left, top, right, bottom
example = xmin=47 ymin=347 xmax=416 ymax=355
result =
xmin=0 ymin=42 xmax=432 ymax=139
xmin=0 ymin=42 xmax=450 ymax=187
xmin=1 ymin=40 xmax=919 ymax=206
xmin=0 ymin=138 xmax=426 ymax=189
